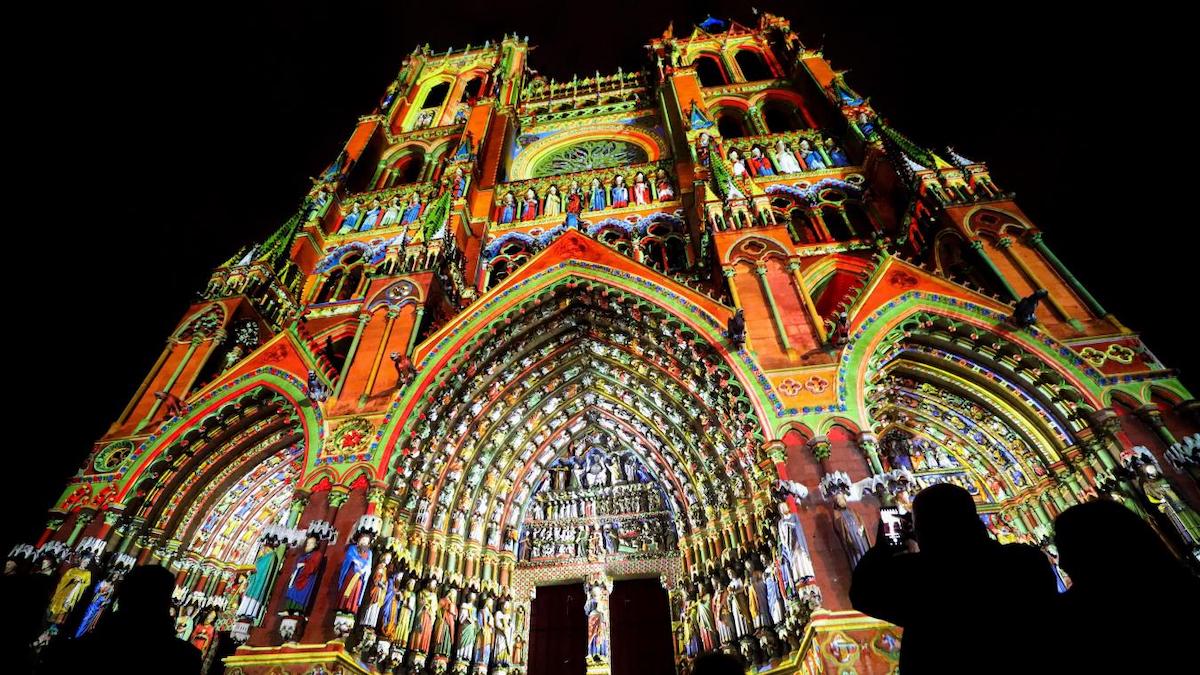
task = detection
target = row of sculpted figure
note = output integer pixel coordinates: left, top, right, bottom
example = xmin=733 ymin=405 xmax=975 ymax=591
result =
xmin=671 ymin=494 xmax=827 ymax=667
xmin=527 ymin=482 xmax=659 ymax=521
xmin=517 ymin=514 xmax=677 ymax=562
xmin=727 ymin=138 xmax=849 ymax=177
xmin=498 ymin=169 xmax=675 ymax=224
xmin=678 ymin=547 xmax=821 ymax=667
xmin=360 ymin=573 xmax=524 ymax=674
xmin=281 ymin=530 xmax=526 ymax=673
xmin=693 ymin=131 xmax=849 ymax=174
xmin=336 ymin=168 xmax=470 ymax=235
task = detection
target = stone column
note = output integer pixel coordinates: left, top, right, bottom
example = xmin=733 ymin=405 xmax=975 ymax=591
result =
xmin=36 ymin=516 xmax=64 ymax=547
xmin=65 ymin=510 xmax=95 ymax=547
xmin=287 ymin=491 xmax=311 ymax=528
xmin=994 ymin=236 xmax=1074 ymax=324
xmin=360 ymin=308 xmax=401 ymax=405
xmin=138 ymin=337 xmax=201 ymax=431
xmin=1027 ymin=231 xmax=1119 ymax=326
xmin=755 ymin=264 xmax=794 ymax=358
xmin=331 ymin=312 xmax=372 ymax=401
xmin=1136 ymin=405 xmax=1179 ymax=448
xmin=405 ymin=307 xmax=426 ymax=357
xmin=857 ymin=432 xmax=885 ymax=475
xmin=787 ymin=259 xmax=828 ymax=344
xmin=968 ymin=239 xmax=1019 ymax=302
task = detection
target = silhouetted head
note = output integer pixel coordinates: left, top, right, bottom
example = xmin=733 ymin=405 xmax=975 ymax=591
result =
xmin=2 ymin=572 xmax=54 ymax=644
xmin=114 ymin=565 xmax=176 ymax=625
xmin=1055 ymin=500 xmax=1185 ymax=591
xmin=692 ymin=651 xmax=746 ymax=675
xmin=912 ymin=483 xmax=988 ymax=554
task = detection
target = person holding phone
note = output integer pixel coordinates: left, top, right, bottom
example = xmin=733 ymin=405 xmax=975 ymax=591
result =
xmin=850 ymin=484 xmax=1058 ymax=674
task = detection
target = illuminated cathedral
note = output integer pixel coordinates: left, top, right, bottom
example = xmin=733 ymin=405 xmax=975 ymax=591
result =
xmin=15 ymin=12 xmax=1199 ymax=675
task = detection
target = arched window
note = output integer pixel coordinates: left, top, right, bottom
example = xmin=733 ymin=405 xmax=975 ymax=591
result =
xmin=314 ymin=254 xmax=368 ymax=303
xmin=844 ymin=202 xmax=874 ymax=237
xmin=790 ymin=209 xmax=821 ymax=244
xmin=664 ymin=237 xmax=688 ymax=271
xmin=735 ymin=50 xmax=773 ymax=82
xmin=643 ymin=239 xmax=667 ymax=271
xmin=694 ymin=56 xmax=727 ymax=87
xmin=761 ymin=101 xmax=806 ymax=132
xmin=315 ymin=268 xmax=343 ymax=304
xmin=422 ymin=82 xmax=450 ymax=109
xmin=935 ymin=233 xmax=1007 ymax=297
xmin=386 ymin=149 xmax=426 ymax=187
xmin=487 ymin=242 xmax=534 ymax=290
xmin=489 ymin=260 xmax=512 ymax=288
xmin=716 ymin=110 xmax=747 ymax=139
xmin=820 ymin=205 xmax=854 ymax=240
xmin=598 ymin=228 xmax=632 ymax=257
xmin=461 ymin=77 xmax=483 ymax=103
xmin=339 ymin=265 xmax=365 ymax=301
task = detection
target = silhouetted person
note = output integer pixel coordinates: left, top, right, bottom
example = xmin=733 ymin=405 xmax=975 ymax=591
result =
xmin=1 ymin=571 xmax=54 ymax=674
xmin=691 ymin=651 xmax=746 ymax=675
xmin=1054 ymin=500 xmax=1199 ymax=672
xmin=39 ymin=565 xmax=201 ymax=675
xmin=850 ymin=484 xmax=1057 ymax=674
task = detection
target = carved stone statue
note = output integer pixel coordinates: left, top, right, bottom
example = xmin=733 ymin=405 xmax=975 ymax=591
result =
xmin=585 ymin=580 xmax=610 ymax=662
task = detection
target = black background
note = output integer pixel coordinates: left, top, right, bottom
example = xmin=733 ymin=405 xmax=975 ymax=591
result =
xmin=6 ymin=1 xmax=1193 ymax=549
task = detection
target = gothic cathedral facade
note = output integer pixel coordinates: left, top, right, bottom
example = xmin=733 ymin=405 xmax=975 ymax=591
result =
xmin=20 ymin=13 xmax=1199 ymax=675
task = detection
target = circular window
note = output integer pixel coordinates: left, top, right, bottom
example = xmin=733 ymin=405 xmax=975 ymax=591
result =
xmin=94 ymin=441 xmax=134 ymax=473
xmin=531 ymin=140 xmax=649 ymax=177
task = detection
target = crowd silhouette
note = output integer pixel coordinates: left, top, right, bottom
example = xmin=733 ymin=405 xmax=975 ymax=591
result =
xmin=8 ymin=484 xmax=1199 ymax=674
xmin=35 ymin=565 xmax=201 ymax=675
xmin=851 ymin=483 xmax=1199 ymax=674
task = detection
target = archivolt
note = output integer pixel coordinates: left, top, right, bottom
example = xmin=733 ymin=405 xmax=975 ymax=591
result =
xmin=385 ymin=281 xmax=772 ymax=555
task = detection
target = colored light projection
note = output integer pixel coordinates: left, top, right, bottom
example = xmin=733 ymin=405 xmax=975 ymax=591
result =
xmin=188 ymin=445 xmax=302 ymax=566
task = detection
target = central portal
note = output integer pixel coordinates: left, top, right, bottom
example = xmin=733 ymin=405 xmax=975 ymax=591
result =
xmin=514 ymin=439 xmax=686 ymax=675
xmin=525 ymin=578 xmax=676 ymax=675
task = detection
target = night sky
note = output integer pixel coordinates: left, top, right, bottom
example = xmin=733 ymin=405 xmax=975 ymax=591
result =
xmin=7 ymin=1 xmax=1192 ymax=549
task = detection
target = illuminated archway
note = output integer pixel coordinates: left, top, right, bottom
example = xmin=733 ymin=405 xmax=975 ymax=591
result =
xmin=377 ymin=263 xmax=781 ymax=582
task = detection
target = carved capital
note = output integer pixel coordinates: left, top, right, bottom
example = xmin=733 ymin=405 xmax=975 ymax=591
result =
xmin=327 ymin=489 xmax=351 ymax=509
xmin=290 ymin=491 xmax=311 ymax=512
xmin=808 ymin=436 xmax=832 ymax=461
xmin=1087 ymin=408 xmax=1122 ymax=437
xmin=858 ymin=431 xmax=879 ymax=450
xmin=1134 ymin=405 xmax=1166 ymax=429
xmin=764 ymin=440 xmax=787 ymax=465
xmin=366 ymin=487 xmax=387 ymax=506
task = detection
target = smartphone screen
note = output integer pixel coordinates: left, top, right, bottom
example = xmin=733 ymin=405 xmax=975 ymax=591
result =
xmin=880 ymin=507 xmax=903 ymax=545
